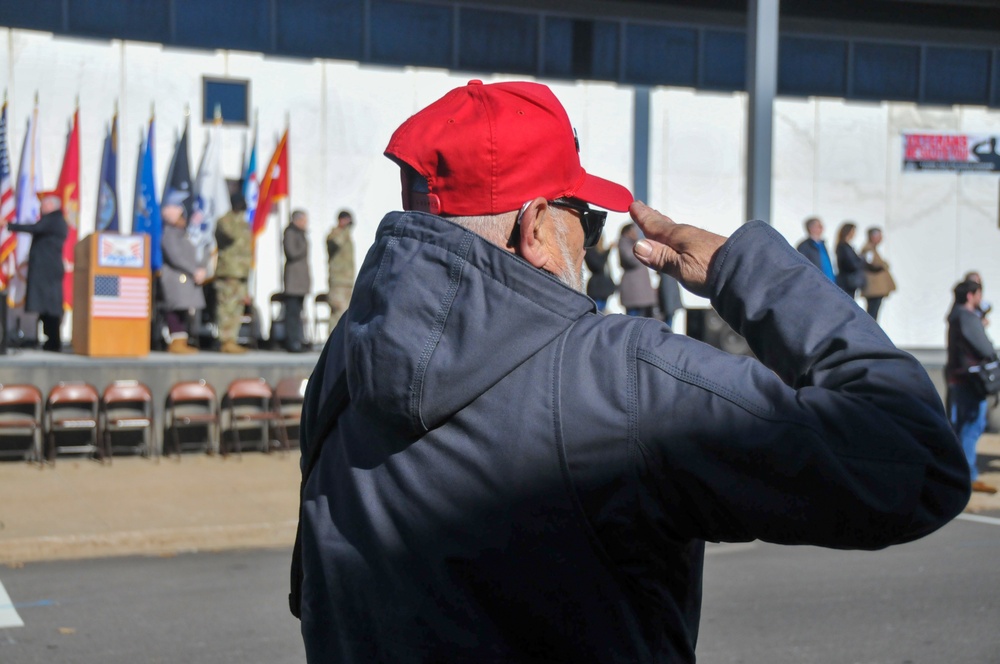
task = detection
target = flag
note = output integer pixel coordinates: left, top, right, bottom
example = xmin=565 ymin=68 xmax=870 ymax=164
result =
xmin=163 ymin=117 xmax=191 ymax=216
xmin=92 ymin=274 xmax=150 ymax=319
xmin=95 ymin=113 xmax=119 ymax=232
xmin=10 ymin=101 xmax=43 ymax=306
xmin=243 ymin=124 xmax=258 ymax=226
xmin=0 ymin=101 xmax=17 ymax=291
xmin=189 ymin=111 xmax=229 ymax=273
xmin=252 ymin=128 xmax=288 ymax=245
xmin=57 ymin=108 xmax=80 ymax=308
xmin=132 ymin=116 xmax=162 ymax=271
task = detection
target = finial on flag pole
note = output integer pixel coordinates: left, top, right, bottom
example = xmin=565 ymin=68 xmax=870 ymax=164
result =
xmin=150 ymin=101 xmax=155 ymax=120
xmin=75 ymin=94 xmax=79 ymax=109
xmin=184 ymin=103 xmax=190 ymax=118
xmin=34 ymin=90 xmax=39 ymax=106
xmin=213 ymin=103 xmax=222 ymax=122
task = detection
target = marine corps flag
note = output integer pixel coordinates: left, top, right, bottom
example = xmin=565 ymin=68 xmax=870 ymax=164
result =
xmin=252 ymin=128 xmax=288 ymax=246
xmin=57 ymin=108 xmax=80 ymax=309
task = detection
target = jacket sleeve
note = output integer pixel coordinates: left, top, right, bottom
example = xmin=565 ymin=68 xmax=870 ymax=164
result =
xmin=284 ymin=229 xmax=308 ymax=261
xmin=635 ymin=221 xmax=970 ymax=550
xmin=7 ymin=217 xmax=54 ymax=236
xmin=960 ymin=313 xmax=997 ymax=361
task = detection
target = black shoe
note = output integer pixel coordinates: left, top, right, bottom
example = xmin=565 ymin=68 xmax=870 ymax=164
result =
xmin=286 ymin=343 xmax=305 ymax=353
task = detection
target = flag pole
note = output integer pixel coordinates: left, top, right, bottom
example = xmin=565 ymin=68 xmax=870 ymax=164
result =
xmin=273 ymin=132 xmax=283 ymax=294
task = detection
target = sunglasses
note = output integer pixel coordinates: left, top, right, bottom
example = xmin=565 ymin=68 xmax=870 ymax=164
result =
xmin=548 ymin=198 xmax=607 ymax=247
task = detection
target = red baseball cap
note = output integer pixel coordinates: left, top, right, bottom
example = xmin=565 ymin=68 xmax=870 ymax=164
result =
xmin=385 ymin=80 xmax=633 ymax=216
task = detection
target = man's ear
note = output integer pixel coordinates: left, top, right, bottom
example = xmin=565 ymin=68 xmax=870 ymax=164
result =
xmin=517 ymin=197 xmax=551 ymax=269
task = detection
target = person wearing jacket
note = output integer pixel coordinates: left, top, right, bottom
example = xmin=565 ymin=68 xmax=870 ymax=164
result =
xmin=295 ymin=80 xmax=970 ymax=664
xmin=618 ymin=223 xmax=658 ymax=316
xmin=325 ymin=209 xmax=356 ymax=329
xmin=834 ymin=221 xmax=872 ymax=298
xmin=213 ymin=193 xmax=252 ymax=354
xmin=946 ymin=279 xmax=998 ymax=494
xmin=5 ymin=191 xmax=68 ymax=351
xmin=160 ymin=195 xmax=206 ymax=354
xmin=282 ymin=210 xmax=311 ymax=353
xmin=860 ymin=226 xmax=896 ymax=320
xmin=584 ymin=237 xmax=616 ymax=312
xmin=796 ymin=216 xmax=835 ymax=282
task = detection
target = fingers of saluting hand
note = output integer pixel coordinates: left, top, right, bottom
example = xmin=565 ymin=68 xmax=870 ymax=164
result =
xmin=628 ymin=200 xmax=727 ymax=298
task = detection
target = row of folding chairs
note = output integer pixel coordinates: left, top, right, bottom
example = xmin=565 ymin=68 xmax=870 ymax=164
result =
xmin=0 ymin=377 xmax=308 ymax=464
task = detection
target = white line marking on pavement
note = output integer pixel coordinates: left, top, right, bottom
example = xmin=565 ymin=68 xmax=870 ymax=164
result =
xmin=0 ymin=578 xmax=25 ymax=629
xmin=957 ymin=513 xmax=1000 ymax=527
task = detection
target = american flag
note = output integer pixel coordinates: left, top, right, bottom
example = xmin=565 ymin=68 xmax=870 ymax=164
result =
xmin=0 ymin=102 xmax=16 ymax=290
xmin=93 ymin=275 xmax=150 ymax=319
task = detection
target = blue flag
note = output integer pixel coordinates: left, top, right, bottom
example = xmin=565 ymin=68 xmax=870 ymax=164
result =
xmin=96 ymin=114 xmax=119 ymax=232
xmin=132 ymin=118 xmax=162 ymax=271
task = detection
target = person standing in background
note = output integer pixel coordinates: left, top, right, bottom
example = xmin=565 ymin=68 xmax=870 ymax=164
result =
xmin=325 ymin=209 xmax=356 ymax=330
xmin=796 ymin=216 xmax=835 ymax=282
xmin=658 ymin=274 xmax=683 ymax=329
xmin=946 ymin=279 xmax=998 ymax=494
xmin=860 ymin=226 xmax=895 ymax=321
xmin=160 ymin=195 xmax=206 ymax=354
xmin=963 ymin=271 xmax=991 ymax=325
xmin=213 ymin=192 xmax=252 ymax=354
xmin=4 ymin=191 xmax=67 ymax=351
xmin=283 ymin=209 xmax=311 ymax=353
xmin=834 ymin=222 xmax=868 ymax=298
xmin=617 ymin=223 xmax=657 ymax=317
xmin=584 ymin=236 xmax=616 ymax=313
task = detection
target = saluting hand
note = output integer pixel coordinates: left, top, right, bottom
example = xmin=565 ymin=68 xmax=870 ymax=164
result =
xmin=629 ymin=201 xmax=726 ymax=298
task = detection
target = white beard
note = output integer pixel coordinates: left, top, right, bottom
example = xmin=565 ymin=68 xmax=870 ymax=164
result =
xmin=555 ymin=224 xmax=584 ymax=293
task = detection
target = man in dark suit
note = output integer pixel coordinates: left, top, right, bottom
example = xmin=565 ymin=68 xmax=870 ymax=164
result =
xmin=795 ymin=216 xmax=835 ymax=282
xmin=5 ymin=190 xmax=68 ymax=351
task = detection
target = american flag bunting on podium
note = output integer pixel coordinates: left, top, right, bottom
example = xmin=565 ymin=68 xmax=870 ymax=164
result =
xmin=92 ymin=275 xmax=149 ymax=319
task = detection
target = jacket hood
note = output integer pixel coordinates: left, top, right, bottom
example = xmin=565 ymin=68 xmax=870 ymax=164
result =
xmin=342 ymin=210 xmax=594 ymax=437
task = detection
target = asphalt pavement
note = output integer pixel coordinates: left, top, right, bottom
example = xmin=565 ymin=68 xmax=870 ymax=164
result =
xmin=1 ymin=521 xmax=998 ymax=663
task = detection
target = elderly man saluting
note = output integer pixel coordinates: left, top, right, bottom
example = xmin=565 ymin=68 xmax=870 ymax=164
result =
xmin=293 ymin=80 xmax=971 ymax=663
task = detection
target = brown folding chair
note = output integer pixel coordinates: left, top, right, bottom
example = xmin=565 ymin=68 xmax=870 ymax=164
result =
xmin=100 ymin=380 xmax=154 ymax=461
xmin=222 ymin=378 xmax=277 ymax=457
xmin=272 ymin=376 xmax=308 ymax=452
xmin=0 ymin=383 xmax=45 ymax=464
xmin=313 ymin=293 xmax=331 ymax=342
xmin=165 ymin=380 xmax=219 ymax=458
xmin=46 ymin=382 xmax=101 ymax=463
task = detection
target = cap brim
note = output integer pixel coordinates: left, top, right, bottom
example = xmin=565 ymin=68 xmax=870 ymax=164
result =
xmin=572 ymin=172 xmax=634 ymax=212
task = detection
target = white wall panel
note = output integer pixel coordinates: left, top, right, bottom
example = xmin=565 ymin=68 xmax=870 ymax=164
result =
xmin=3 ymin=28 xmax=999 ymax=349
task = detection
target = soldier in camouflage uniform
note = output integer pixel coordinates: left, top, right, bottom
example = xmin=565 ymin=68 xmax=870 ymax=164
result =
xmin=213 ymin=193 xmax=252 ymax=354
xmin=326 ymin=209 xmax=356 ymax=329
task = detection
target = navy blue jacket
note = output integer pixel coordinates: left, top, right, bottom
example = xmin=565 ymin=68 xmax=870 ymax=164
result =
xmin=299 ymin=211 xmax=970 ymax=663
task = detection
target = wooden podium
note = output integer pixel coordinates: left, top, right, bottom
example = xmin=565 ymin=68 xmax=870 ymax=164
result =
xmin=73 ymin=233 xmax=152 ymax=357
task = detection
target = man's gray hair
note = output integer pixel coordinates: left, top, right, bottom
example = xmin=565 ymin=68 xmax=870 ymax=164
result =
xmin=291 ymin=209 xmax=308 ymax=225
xmin=446 ymin=212 xmax=518 ymax=248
